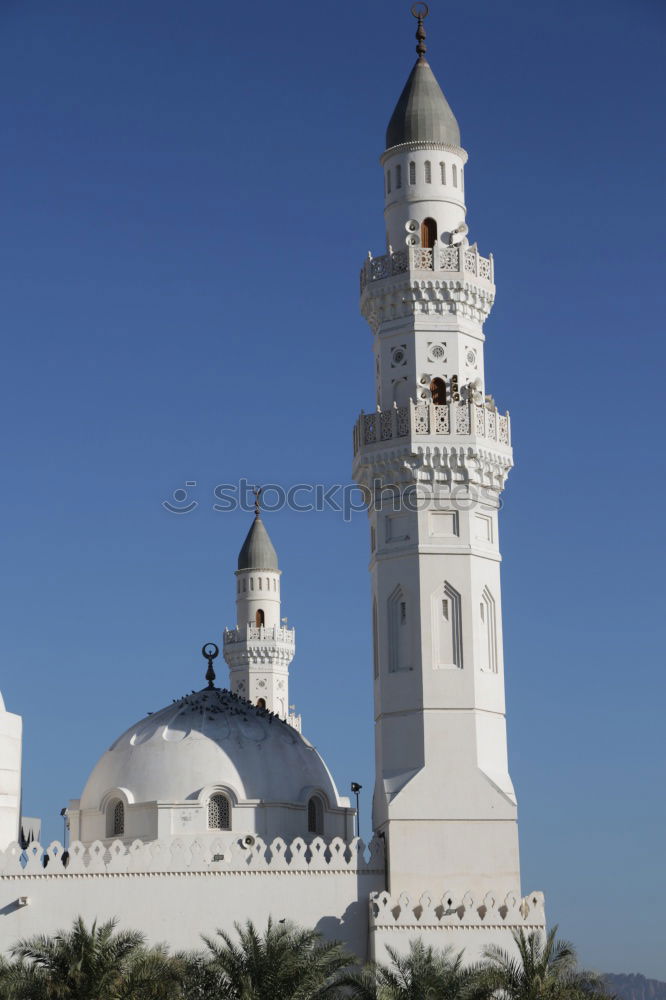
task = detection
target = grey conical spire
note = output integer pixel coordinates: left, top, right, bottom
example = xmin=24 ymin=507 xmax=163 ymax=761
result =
xmin=237 ymin=509 xmax=279 ymax=572
xmin=385 ymin=8 xmax=460 ymax=150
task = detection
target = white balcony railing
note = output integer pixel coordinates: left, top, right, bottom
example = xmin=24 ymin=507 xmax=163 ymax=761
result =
xmin=353 ymin=401 xmax=510 ymax=456
xmin=360 ymin=244 xmax=493 ymax=291
xmin=223 ymin=625 xmax=295 ymax=646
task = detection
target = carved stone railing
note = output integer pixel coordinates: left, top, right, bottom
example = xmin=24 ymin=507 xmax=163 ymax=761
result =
xmin=0 ymin=836 xmax=384 ymax=877
xmin=360 ymin=244 xmax=493 ymax=291
xmin=223 ymin=625 xmax=295 ymax=646
xmin=353 ymin=402 xmax=510 ymax=456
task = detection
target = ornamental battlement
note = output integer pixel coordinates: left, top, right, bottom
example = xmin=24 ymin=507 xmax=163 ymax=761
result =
xmin=353 ymin=400 xmax=511 ymax=456
xmin=360 ymin=244 xmax=494 ymax=292
xmin=0 ymin=836 xmax=384 ymax=878
xmin=369 ymin=889 xmax=545 ymax=932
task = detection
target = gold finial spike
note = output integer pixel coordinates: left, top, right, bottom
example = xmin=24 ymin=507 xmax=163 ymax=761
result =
xmin=411 ymin=2 xmax=429 ymax=59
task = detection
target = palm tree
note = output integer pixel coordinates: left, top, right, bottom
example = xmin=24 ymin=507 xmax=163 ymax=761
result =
xmin=340 ymin=939 xmax=488 ymax=1000
xmin=201 ymin=917 xmax=355 ymax=1000
xmin=481 ymin=927 xmax=610 ymax=1000
xmin=8 ymin=916 xmax=182 ymax=1000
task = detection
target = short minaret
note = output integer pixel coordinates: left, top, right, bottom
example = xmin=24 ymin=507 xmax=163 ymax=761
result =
xmin=353 ymin=8 xmax=520 ymax=900
xmin=222 ymin=499 xmax=299 ymax=730
xmin=0 ymin=690 xmax=22 ymax=850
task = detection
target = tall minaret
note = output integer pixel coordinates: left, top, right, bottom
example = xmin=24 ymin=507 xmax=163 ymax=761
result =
xmin=222 ymin=499 xmax=300 ymax=731
xmin=353 ymin=7 xmax=520 ymax=899
xmin=0 ymin=690 xmax=22 ymax=850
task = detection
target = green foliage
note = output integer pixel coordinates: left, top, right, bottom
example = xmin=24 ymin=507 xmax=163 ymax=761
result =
xmin=2 ymin=916 xmax=182 ymax=1000
xmin=339 ymin=938 xmax=488 ymax=1000
xmin=0 ymin=915 xmax=613 ymax=1000
xmin=200 ymin=917 xmax=355 ymax=1000
xmin=481 ymin=927 xmax=612 ymax=1000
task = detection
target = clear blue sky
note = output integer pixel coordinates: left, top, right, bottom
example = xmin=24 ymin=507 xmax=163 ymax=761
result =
xmin=1 ymin=0 xmax=664 ymax=978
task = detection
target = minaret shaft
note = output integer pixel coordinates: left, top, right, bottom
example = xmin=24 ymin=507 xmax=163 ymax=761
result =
xmin=222 ymin=514 xmax=300 ymax=730
xmin=353 ymin=47 xmax=520 ymax=899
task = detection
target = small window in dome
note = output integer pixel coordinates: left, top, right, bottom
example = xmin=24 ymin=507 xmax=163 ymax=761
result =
xmin=307 ymin=795 xmax=324 ymax=835
xmin=396 ymin=164 xmax=402 ymax=189
xmin=424 ymin=160 xmax=431 ymax=183
xmin=409 ymin=161 xmax=416 ymax=185
xmin=452 ymin=164 xmax=458 ymax=187
xmin=386 ymin=169 xmax=391 ymax=194
xmin=440 ymin=161 xmax=446 ymax=184
xmin=107 ymin=799 xmax=124 ymax=838
xmin=208 ymin=793 xmax=231 ymax=831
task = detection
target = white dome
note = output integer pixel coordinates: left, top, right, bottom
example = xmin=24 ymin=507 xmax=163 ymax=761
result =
xmin=77 ymin=687 xmax=346 ymax=841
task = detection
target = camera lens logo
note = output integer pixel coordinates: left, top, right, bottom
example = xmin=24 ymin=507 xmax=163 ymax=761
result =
xmin=162 ymin=482 xmax=198 ymax=514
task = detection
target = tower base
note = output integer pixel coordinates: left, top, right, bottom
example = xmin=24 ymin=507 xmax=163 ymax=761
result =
xmin=369 ymin=889 xmax=546 ymax=963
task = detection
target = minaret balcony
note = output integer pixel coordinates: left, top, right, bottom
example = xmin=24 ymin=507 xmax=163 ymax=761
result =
xmin=353 ymin=400 xmax=510 ymax=456
xmin=360 ymin=244 xmax=493 ymax=292
xmin=223 ymin=624 xmax=295 ymax=647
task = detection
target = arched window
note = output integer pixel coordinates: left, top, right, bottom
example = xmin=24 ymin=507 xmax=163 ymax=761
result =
xmin=307 ymin=795 xmax=324 ymax=834
xmin=388 ymin=585 xmax=410 ymax=673
xmin=424 ymin=160 xmax=432 ymax=183
xmin=107 ymin=799 xmax=124 ymax=838
xmin=255 ymin=609 xmax=265 ymax=627
xmin=372 ymin=598 xmax=379 ymax=678
xmin=452 ymin=164 xmax=458 ymax=187
xmin=409 ymin=161 xmax=416 ymax=185
xmin=256 ymin=697 xmax=266 ymax=709
xmin=208 ymin=793 xmax=231 ymax=830
xmin=396 ymin=164 xmax=402 ymax=189
xmin=440 ymin=161 xmax=446 ymax=184
xmin=421 ymin=218 xmax=437 ymax=249
xmin=430 ymin=378 xmax=447 ymax=405
xmin=386 ymin=169 xmax=391 ymax=194
xmin=480 ymin=587 xmax=497 ymax=673
xmin=460 ymin=167 xmax=464 ymax=192
xmin=436 ymin=582 xmax=463 ymax=669
xmin=392 ymin=378 xmax=409 ymax=407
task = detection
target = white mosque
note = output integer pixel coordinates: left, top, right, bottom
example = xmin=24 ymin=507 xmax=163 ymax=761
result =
xmin=0 ymin=7 xmax=545 ymax=961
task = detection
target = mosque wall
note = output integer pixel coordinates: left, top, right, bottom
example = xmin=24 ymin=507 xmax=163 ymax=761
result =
xmin=0 ymin=835 xmax=385 ymax=959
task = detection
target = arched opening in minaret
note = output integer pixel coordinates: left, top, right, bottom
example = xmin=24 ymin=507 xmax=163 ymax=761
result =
xmin=430 ymin=378 xmax=447 ymax=405
xmin=255 ymin=609 xmax=265 ymax=627
xmin=256 ymin=698 xmax=266 ymax=710
xmin=421 ymin=217 xmax=437 ymax=249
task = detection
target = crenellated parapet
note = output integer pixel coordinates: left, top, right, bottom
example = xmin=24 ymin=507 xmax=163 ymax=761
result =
xmin=0 ymin=835 xmax=384 ymax=877
xmin=370 ymin=888 xmax=545 ymax=932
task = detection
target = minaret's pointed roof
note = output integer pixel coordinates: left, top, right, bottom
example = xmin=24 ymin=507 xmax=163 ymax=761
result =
xmin=385 ymin=7 xmax=460 ymax=150
xmin=237 ymin=511 xmax=279 ymax=572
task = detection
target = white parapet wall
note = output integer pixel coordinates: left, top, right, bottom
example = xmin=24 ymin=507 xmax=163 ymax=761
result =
xmin=0 ymin=836 xmax=385 ymax=959
xmin=369 ymin=889 xmax=546 ymax=963
xmin=0 ymin=705 xmax=22 ymax=851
